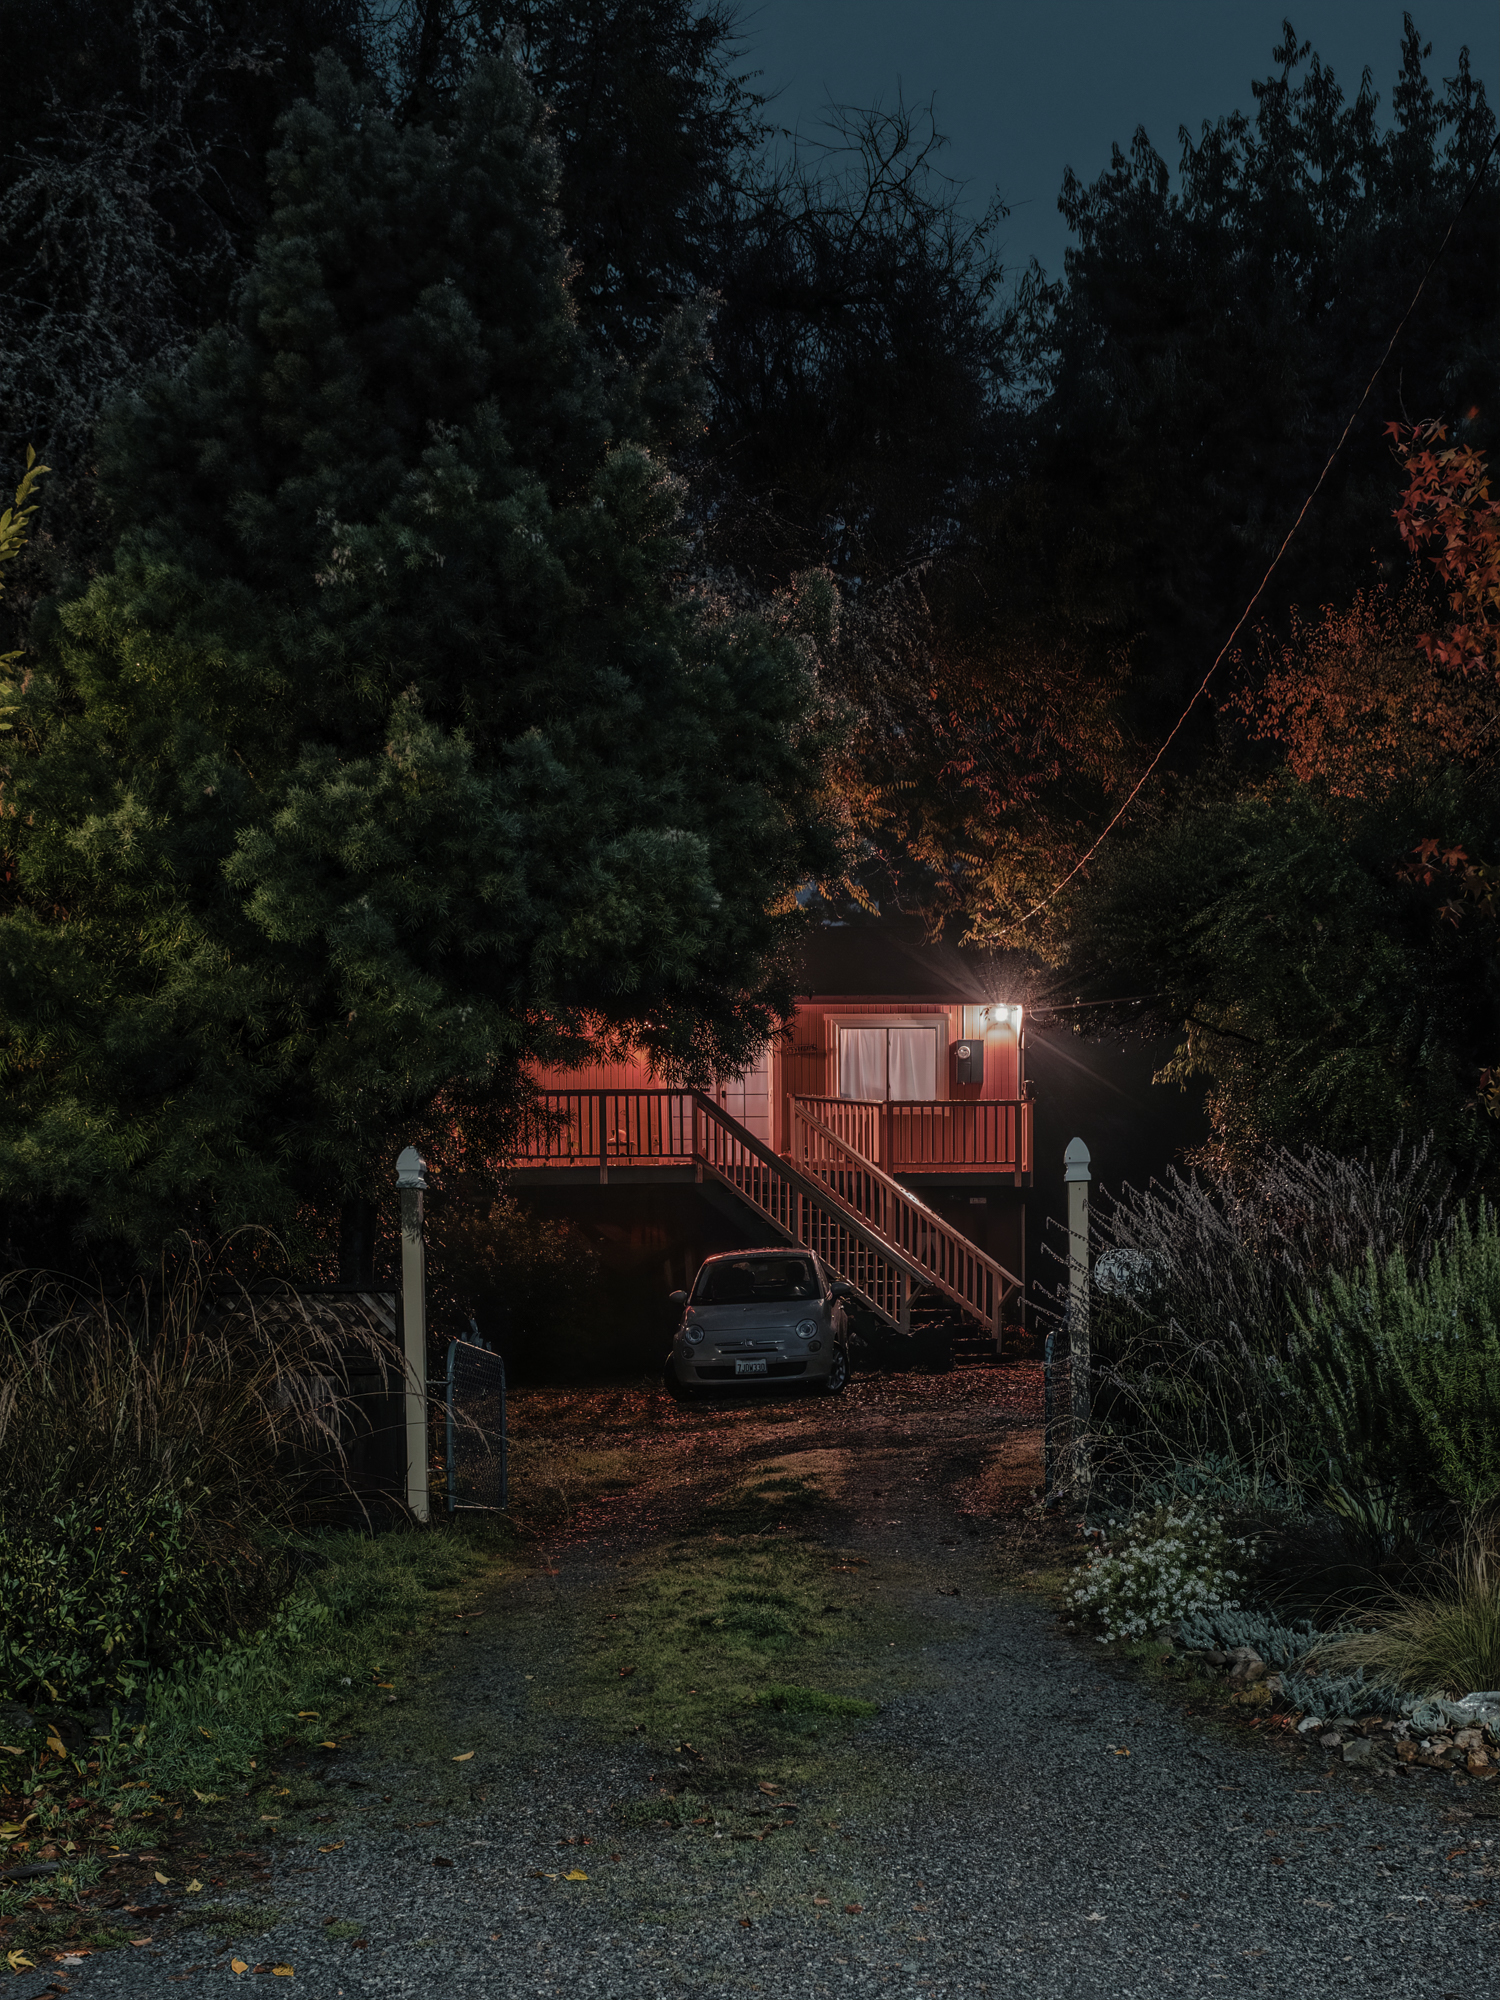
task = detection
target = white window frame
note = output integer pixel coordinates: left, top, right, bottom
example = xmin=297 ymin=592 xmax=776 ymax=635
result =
xmin=826 ymin=1013 xmax=950 ymax=1102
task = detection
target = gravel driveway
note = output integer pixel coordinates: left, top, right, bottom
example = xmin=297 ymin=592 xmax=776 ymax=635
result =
xmin=57 ymin=1370 xmax=1498 ymax=1997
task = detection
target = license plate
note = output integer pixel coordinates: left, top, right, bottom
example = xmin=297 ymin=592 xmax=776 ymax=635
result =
xmin=734 ymin=1358 xmax=768 ymax=1377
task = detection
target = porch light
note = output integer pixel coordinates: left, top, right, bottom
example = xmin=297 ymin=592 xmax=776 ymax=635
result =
xmin=984 ymin=1003 xmax=1023 ymax=1031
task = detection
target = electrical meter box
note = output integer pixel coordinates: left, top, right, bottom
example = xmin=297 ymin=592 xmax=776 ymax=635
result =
xmin=952 ymin=1039 xmax=983 ymax=1087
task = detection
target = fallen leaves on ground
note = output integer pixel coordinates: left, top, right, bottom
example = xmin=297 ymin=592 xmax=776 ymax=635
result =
xmin=230 ymin=1961 xmax=249 ymax=1977
xmin=452 ymin=1751 xmax=474 ymax=1762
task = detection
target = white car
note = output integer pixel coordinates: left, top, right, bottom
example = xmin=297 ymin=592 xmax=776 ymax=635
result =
xmin=666 ymin=1249 xmax=854 ymax=1397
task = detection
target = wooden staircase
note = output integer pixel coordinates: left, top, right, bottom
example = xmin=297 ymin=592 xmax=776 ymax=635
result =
xmin=517 ymin=1088 xmax=1021 ymax=1345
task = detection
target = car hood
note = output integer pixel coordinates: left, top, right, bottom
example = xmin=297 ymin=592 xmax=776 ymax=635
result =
xmin=687 ymin=1302 xmax=825 ymax=1330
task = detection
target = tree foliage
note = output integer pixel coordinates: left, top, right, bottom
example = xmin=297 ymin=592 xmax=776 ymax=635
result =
xmin=1010 ymin=16 xmax=1497 ymax=749
xmin=1048 ymin=770 xmax=1500 ymax=1184
xmin=0 ymin=0 xmax=382 ymax=607
xmin=0 ymin=53 xmax=833 ymax=1258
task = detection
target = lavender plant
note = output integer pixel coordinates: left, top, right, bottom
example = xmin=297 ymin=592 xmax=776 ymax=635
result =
xmin=1062 ymin=1137 xmax=1452 ymax=1501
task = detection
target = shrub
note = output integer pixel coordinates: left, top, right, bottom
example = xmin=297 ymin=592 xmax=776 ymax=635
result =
xmin=0 ymin=1238 xmax=399 ymax=1708
xmin=0 ymin=1485 xmax=270 ymax=1710
xmin=1287 ymin=1204 xmax=1500 ymax=1512
xmin=1065 ymin=1504 xmax=1254 ymax=1643
xmin=1069 ymin=1137 xmax=1450 ymax=1498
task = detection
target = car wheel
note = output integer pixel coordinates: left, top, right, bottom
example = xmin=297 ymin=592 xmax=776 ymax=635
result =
xmin=819 ymin=1344 xmax=851 ymax=1396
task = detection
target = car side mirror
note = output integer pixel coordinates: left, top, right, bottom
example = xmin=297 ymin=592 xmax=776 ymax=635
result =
xmin=668 ymin=1289 xmax=688 ymax=1307
xmin=831 ymin=1280 xmax=855 ymax=1300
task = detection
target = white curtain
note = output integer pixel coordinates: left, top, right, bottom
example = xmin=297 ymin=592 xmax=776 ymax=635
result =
xmin=838 ymin=1028 xmax=888 ymax=1101
xmin=888 ymin=1028 xmax=937 ymax=1102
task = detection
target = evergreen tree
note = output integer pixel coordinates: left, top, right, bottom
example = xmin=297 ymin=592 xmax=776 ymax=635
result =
xmin=1012 ymin=17 xmax=1497 ymax=746
xmin=0 ymin=0 xmax=382 ymax=607
xmin=0 ymin=52 xmax=833 ymax=1261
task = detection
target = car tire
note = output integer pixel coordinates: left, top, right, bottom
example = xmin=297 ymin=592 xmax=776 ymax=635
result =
xmin=664 ymin=1357 xmax=696 ymax=1401
xmin=819 ymin=1344 xmax=851 ymax=1396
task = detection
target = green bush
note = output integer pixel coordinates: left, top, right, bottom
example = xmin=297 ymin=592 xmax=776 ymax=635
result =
xmin=1080 ymin=1138 xmax=1450 ymax=1500
xmin=1288 ymin=1205 xmax=1500 ymax=1511
xmin=0 ymin=1485 xmax=278 ymax=1709
xmin=0 ymin=1240 xmax=399 ymax=1709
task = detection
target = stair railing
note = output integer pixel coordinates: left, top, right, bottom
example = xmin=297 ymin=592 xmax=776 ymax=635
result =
xmin=789 ymin=1101 xmax=1018 ymax=1339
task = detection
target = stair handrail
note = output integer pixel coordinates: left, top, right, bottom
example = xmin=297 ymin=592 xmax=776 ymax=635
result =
xmin=789 ymin=1101 xmax=1021 ymax=1335
xmin=688 ymin=1091 xmax=933 ymax=1305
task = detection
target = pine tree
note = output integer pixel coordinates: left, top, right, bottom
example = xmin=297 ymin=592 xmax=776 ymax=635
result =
xmin=0 ymin=53 xmax=833 ymax=1260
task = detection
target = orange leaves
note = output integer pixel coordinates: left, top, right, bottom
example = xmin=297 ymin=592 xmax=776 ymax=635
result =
xmin=1386 ymin=418 xmax=1500 ymax=684
xmin=1233 ymin=582 xmax=1498 ymax=801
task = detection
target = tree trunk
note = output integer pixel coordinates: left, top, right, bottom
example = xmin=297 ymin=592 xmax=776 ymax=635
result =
xmin=338 ymin=1196 xmax=379 ymax=1288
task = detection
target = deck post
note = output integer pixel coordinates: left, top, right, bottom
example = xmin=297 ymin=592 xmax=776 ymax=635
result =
xmin=898 ymin=1268 xmax=911 ymax=1335
xmin=396 ymin=1145 xmax=430 ymax=1525
xmin=1065 ymin=1136 xmax=1092 ymax=1499
xmin=598 ymin=1090 xmax=608 ymax=1184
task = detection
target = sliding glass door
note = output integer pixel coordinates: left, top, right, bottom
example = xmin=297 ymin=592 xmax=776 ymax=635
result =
xmin=837 ymin=1023 xmax=939 ymax=1102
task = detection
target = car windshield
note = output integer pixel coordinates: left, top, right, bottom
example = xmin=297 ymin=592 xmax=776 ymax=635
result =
xmin=693 ymin=1257 xmax=821 ymax=1305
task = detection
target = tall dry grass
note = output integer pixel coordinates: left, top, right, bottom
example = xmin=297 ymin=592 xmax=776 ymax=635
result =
xmin=1311 ymin=1511 xmax=1500 ymax=1695
xmin=0 ymin=1235 xmax=405 ymax=1705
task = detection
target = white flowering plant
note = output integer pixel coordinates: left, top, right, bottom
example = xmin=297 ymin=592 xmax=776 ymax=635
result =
xmin=1064 ymin=1503 xmax=1256 ymax=1643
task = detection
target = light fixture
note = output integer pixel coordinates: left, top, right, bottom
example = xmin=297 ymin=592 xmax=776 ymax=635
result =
xmin=983 ymin=1003 xmax=1023 ymax=1031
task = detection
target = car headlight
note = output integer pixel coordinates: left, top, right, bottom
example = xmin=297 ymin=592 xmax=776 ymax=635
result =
xmin=795 ymin=1319 xmax=817 ymax=1338
xmin=683 ymin=1322 xmax=705 ymax=1345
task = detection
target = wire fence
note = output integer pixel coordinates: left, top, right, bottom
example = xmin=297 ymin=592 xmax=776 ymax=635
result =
xmin=444 ymin=1336 xmax=508 ymax=1514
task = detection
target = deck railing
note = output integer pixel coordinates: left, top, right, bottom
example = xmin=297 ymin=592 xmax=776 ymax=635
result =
xmin=789 ymin=1095 xmax=1031 ymax=1175
xmin=509 ymin=1089 xmax=1020 ymax=1337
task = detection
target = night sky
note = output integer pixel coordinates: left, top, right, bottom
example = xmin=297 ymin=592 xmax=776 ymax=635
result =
xmin=743 ymin=2 xmax=1499 ymax=282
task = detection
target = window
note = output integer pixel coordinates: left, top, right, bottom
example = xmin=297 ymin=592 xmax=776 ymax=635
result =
xmin=693 ymin=1257 xmax=822 ymax=1304
xmin=837 ymin=1023 xmax=939 ymax=1102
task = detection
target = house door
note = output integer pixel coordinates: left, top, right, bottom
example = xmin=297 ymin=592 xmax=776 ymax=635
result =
xmin=717 ymin=1046 xmax=773 ymax=1143
xmin=837 ymin=1024 xmax=939 ymax=1101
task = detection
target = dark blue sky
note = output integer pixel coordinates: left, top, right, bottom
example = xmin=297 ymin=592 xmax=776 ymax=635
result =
xmin=741 ymin=2 xmax=1498 ymax=281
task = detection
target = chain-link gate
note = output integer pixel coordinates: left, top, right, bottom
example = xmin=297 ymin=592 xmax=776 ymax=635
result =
xmin=444 ymin=1336 xmax=508 ymax=1514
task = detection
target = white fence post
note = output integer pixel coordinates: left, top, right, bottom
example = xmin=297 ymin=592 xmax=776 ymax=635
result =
xmin=1064 ymin=1136 xmax=1092 ymax=1499
xmin=396 ymin=1145 xmax=430 ymax=1524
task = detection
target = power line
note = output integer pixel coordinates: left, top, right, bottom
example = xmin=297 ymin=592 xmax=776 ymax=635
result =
xmin=992 ymin=126 xmax=1500 ymax=946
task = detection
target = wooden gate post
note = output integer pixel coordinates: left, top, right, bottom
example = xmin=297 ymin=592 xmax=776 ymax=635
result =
xmin=396 ymin=1145 xmax=430 ymax=1524
xmin=1064 ymin=1136 xmax=1092 ymax=1499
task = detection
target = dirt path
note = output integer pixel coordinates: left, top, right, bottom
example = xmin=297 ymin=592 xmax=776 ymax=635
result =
xmin=60 ymin=1367 xmax=1499 ymax=1998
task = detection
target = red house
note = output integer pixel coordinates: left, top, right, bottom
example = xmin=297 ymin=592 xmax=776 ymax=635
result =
xmin=509 ymin=926 xmax=1033 ymax=1353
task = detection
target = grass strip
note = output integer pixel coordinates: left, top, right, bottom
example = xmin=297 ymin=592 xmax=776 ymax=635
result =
xmin=1 ymin=1521 xmax=515 ymax=1915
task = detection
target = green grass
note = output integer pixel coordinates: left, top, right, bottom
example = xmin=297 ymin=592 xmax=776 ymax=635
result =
xmin=1 ymin=1520 xmax=516 ymax=1874
xmin=757 ymin=1686 xmax=879 ymax=1718
xmin=572 ymin=1472 xmax=885 ymax=1799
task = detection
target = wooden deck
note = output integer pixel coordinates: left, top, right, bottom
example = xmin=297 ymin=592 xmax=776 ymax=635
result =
xmin=511 ymin=1089 xmax=1031 ymax=1181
